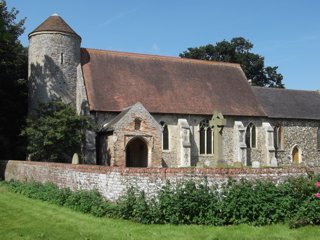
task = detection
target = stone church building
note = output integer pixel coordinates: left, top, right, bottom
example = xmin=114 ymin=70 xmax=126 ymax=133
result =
xmin=28 ymin=14 xmax=320 ymax=168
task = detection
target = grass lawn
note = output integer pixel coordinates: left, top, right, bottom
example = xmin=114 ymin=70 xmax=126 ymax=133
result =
xmin=0 ymin=185 xmax=320 ymax=240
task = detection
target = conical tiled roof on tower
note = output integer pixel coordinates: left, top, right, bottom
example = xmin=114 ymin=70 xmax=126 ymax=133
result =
xmin=28 ymin=13 xmax=81 ymax=40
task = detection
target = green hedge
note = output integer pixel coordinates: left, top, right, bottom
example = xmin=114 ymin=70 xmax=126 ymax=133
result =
xmin=3 ymin=176 xmax=320 ymax=228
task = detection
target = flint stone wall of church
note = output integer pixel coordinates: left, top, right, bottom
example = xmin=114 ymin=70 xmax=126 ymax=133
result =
xmin=153 ymin=114 xmax=230 ymax=167
xmin=1 ymin=160 xmax=317 ymax=202
xmin=86 ymin=111 xmax=320 ymax=168
xmin=269 ymin=119 xmax=320 ymax=166
xmin=28 ymin=32 xmax=80 ymax=113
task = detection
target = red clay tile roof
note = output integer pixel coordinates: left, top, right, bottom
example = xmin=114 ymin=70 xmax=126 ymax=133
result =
xmin=28 ymin=14 xmax=80 ymax=39
xmin=253 ymin=87 xmax=320 ymax=120
xmin=81 ymin=48 xmax=266 ymax=116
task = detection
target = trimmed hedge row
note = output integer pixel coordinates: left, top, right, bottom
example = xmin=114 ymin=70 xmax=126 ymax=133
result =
xmin=3 ymin=176 xmax=320 ymax=228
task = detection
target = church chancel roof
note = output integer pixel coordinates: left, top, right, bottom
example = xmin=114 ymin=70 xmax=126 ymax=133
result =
xmin=253 ymin=87 xmax=320 ymax=120
xmin=81 ymin=48 xmax=266 ymax=117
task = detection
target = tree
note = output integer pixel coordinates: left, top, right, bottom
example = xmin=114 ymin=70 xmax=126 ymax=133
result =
xmin=21 ymin=101 xmax=93 ymax=163
xmin=0 ymin=0 xmax=28 ymax=159
xmin=180 ymin=37 xmax=284 ymax=88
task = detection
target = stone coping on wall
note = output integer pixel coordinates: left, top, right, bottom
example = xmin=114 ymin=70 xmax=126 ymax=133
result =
xmin=0 ymin=160 xmax=317 ymax=177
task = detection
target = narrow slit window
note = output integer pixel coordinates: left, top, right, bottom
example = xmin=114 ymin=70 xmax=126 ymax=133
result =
xmin=274 ymin=126 xmax=278 ymax=149
xmin=160 ymin=121 xmax=169 ymax=150
xmin=200 ymin=126 xmax=205 ymax=154
xmin=245 ymin=125 xmax=251 ymax=148
xmin=206 ymin=127 xmax=212 ymax=154
xmin=274 ymin=124 xmax=283 ymax=150
xmin=246 ymin=123 xmax=256 ymax=148
xmin=251 ymin=125 xmax=256 ymax=148
xmin=61 ymin=53 xmax=64 ymax=64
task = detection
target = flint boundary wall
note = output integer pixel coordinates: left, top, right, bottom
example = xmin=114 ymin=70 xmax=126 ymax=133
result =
xmin=0 ymin=160 xmax=317 ymax=202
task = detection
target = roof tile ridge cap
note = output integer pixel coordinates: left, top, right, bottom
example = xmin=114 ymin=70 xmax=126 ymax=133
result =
xmin=258 ymin=87 xmax=319 ymax=93
xmin=83 ymin=47 xmax=241 ymax=67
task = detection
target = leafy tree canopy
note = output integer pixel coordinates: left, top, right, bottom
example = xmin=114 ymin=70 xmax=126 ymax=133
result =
xmin=180 ymin=37 xmax=284 ymax=88
xmin=22 ymin=101 xmax=94 ymax=163
xmin=0 ymin=0 xmax=28 ymax=159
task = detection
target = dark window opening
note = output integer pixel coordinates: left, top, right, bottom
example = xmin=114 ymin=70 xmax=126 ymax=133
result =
xmin=134 ymin=118 xmax=141 ymax=130
xmin=245 ymin=125 xmax=251 ymax=148
xmin=246 ymin=123 xmax=256 ymax=149
xmin=160 ymin=121 xmax=169 ymax=150
xmin=126 ymin=138 xmax=148 ymax=167
xmin=207 ymin=127 xmax=212 ymax=154
xmin=199 ymin=119 xmax=213 ymax=154
xmin=251 ymin=125 xmax=256 ymax=148
xmin=200 ymin=126 xmax=205 ymax=154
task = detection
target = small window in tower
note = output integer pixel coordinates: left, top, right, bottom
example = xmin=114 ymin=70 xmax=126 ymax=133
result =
xmin=61 ymin=53 xmax=64 ymax=64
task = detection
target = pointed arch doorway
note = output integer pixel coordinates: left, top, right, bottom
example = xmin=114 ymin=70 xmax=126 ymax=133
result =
xmin=292 ymin=146 xmax=300 ymax=164
xmin=126 ymin=137 xmax=148 ymax=167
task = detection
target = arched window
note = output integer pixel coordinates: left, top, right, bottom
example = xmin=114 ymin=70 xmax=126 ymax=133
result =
xmin=274 ymin=124 xmax=283 ymax=150
xmin=251 ymin=125 xmax=256 ymax=148
xmin=160 ymin=121 xmax=169 ymax=150
xmin=207 ymin=127 xmax=212 ymax=154
xmin=292 ymin=145 xmax=300 ymax=164
xmin=245 ymin=123 xmax=256 ymax=149
xmin=199 ymin=119 xmax=213 ymax=154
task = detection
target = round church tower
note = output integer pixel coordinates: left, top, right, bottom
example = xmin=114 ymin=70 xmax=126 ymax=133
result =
xmin=28 ymin=14 xmax=81 ymax=114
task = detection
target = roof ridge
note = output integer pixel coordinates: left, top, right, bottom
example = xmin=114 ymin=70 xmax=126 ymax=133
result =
xmin=81 ymin=47 xmax=242 ymax=68
xmin=252 ymin=86 xmax=319 ymax=93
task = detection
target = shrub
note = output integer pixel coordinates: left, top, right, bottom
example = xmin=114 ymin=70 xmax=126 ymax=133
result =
xmin=156 ymin=180 xmax=222 ymax=225
xmin=4 ymin=180 xmax=116 ymax=217
xmin=64 ymin=189 xmax=106 ymax=215
xmin=4 ymin=176 xmax=320 ymax=228
xmin=289 ymin=196 xmax=320 ymax=228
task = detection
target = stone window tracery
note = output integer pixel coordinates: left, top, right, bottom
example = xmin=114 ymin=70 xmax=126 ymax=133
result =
xmin=199 ymin=119 xmax=213 ymax=154
xmin=274 ymin=124 xmax=284 ymax=150
xmin=245 ymin=123 xmax=256 ymax=149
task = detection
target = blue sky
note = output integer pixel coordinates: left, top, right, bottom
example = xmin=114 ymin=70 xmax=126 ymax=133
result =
xmin=8 ymin=0 xmax=320 ymax=90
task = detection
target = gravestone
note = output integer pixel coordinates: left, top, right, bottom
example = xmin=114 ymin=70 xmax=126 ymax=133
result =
xmin=72 ymin=153 xmax=79 ymax=164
